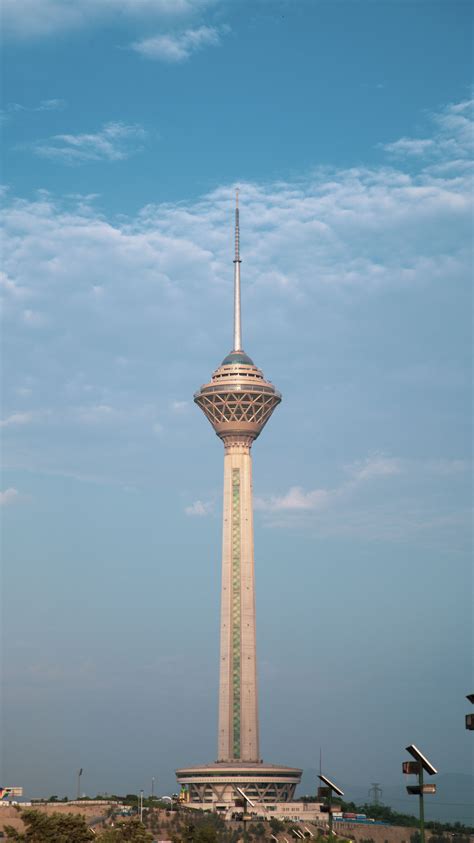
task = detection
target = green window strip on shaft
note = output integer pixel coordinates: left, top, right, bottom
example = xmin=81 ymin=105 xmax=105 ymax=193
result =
xmin=231 ymin=468 xmax=241 ymax=758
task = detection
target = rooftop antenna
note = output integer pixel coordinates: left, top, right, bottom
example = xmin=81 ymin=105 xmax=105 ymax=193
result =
xmin=233 ymin=188 xmax=242 ymax=351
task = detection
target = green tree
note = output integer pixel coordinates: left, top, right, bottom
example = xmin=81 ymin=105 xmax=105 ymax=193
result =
xmin=4 ymin=809 xmax=94 ymax=842
xmin=95 ymin=818 xmax=153 ymax=842
xmin=171 ymin=820 xmax=222 ymax=843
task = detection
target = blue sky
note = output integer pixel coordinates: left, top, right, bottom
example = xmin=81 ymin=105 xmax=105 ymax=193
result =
xmin=1 ymin=0 xmax=472 ymax=813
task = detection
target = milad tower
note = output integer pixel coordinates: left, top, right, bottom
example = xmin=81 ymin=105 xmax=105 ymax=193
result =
xmin=176 ymin=193 xmax=301 ymax=809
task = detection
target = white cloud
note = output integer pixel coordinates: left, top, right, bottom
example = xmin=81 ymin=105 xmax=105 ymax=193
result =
xmin=3 ymin=96 xmax=470 ymax=327
xmin=254 ymin=455 xmax=470 ymax=542
xmin=383 ymin=138 xmax=435 ymax=156
xmin=1 ymin=0 xmax=217 ymax=39
xmin=349 ymin=455 xmax=402 ymax=481
xmin=31 ymin=122 xmax=148 ymax=164
xmin=255 ymin=486 xmax=330 ymax=512
xmin=171 ymin=400 xmax=189 ymax=413
xmin=9 ymin=98 xmax=66 ymax=113
xmin=132 ymin=25 xmax=225 ymax=62
xmin=185 ymin=499 xmax=213 ymax=516
xmin=0 ymin=487 xmax=20 ymax=505
xmin=36 ymin=98 xmax=67 ymax=112
xmin=1 ymin=96 xmax=471 ymax=492
xmin=0 ymin=411 xmax=35 ymax=428
xmin=23 ymin=308 xmax=46 ymax=325
xmin=1 ymin=98 xmax=67 ymax=124
xmin=435 ymin=97 xmax=473 ymax=154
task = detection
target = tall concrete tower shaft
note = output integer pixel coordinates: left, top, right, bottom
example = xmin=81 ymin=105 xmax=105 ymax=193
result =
xmin=218 ymin=436 xmax=258 ymax=761
xmin=194 ymin=194 xmax=281 ymax=763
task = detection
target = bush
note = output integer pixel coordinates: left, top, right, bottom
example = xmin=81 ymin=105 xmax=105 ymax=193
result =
xmin=270 ymin=818 xmax=284 ymax=833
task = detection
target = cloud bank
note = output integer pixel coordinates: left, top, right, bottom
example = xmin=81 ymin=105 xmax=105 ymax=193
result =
xmin=1 ymin=97 xmax=471 ymax=535
xmin=1 ymin=0 xmax=218 ymax=39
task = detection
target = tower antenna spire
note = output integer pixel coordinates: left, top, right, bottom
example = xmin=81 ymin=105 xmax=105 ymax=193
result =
xmin=233 ymin=188 xmax=242 ymax=351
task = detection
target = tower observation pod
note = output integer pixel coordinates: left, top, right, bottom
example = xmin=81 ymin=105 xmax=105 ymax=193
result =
xmin=176 ymin=193 xmax=301 ymax=809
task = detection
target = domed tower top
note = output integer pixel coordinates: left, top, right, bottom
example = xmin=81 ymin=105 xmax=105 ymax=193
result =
xmin=194 ymin=191 xmax=281 ymax=446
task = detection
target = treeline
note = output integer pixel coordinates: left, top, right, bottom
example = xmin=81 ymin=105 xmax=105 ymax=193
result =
xmin=297 ymin=798 xmax=474 ymax=836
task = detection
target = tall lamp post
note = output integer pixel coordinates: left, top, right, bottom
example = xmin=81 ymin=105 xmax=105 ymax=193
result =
xmin=77 ymin=769 xmax=83 ymax=800
xmin=235 ymin=787 xmax=255 ymax=843
xmin=139 ymin=789 xmax=144 ymax=823
xmin=403 ymin=744 xmax=437 ymax=843
xmin=318 ymin=774 xmax=344 ymax=836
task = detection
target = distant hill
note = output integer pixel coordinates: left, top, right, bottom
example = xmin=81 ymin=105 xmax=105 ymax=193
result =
xmin=298 ymin=771 xmax=473 ymax=826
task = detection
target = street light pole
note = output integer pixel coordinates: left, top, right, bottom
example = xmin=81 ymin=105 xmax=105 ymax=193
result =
xmin=77 ymin=769 xmax=83 ymax=800
xmin=403 ymin=744 xmax=437 ymax=843
xmin=151 ymin=777 xmax=155 ymax=800
xmin=318 ymin=774 xmax=343 ymax=837
xmin=140 ymin=789 xmax=144 ymax=823
xmin=418 ymin=765 xmax=425 ymax=843
xmin=328 ymin=789 xmax=333 ymax=837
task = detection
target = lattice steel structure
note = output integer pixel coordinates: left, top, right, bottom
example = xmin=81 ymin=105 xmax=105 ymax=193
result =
xmin=176 ymin=192 xmax=301 ymax=807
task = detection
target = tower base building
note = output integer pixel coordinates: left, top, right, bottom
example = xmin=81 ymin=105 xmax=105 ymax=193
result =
xmin=176 ymin=194 xmax=302 ymax=809
xmin=176 ymin=762 xmax=302 ymax=808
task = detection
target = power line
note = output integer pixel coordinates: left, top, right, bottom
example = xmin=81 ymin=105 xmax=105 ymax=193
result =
xmin=386 ymin=799 xmax=473 ymax=807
